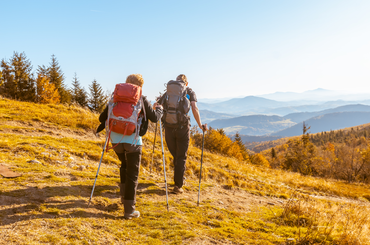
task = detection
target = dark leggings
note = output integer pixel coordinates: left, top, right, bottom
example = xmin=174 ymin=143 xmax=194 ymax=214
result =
xmin=113 ymin=143 xmax=142 ymax=202
xmin=165 ymin=125 xmax=190 ymax=188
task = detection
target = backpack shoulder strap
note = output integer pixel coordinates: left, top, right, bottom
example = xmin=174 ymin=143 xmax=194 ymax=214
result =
xmin=141 ymin=96 xmax=146 ymax=120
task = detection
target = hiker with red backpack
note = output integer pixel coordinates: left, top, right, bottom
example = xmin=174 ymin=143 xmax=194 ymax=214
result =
xmin=154 ymin=74 xmax=208 ymax=194
xmin=96 ymin=74 xmax=163 ymax=219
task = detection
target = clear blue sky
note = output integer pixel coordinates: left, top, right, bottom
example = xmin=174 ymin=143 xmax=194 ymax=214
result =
xmin=1 ymin=0 xmax=370 ymax=101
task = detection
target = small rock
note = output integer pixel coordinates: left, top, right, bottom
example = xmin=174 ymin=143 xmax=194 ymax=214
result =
xmin=78 ymin=165 xmax=86 ymax=171
xmin=55 ymin=161 xmax=64 ymax=165
xmin=27 ymin=159 xmax=41 ymax=164
xmin=219 ymin=201 xmax=224 ymax=204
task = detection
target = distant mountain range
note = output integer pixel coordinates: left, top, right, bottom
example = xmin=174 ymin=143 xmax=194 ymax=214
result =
xmin=258 ymin=88 xmax=370 ymax=102
xmin=190 ymin=110 xmax=234 ymax=124
xmin=203 ymin=104 xmax=370 ymax=140
xmin=284 ymin=104 xmax=370 ymax=123
xmin=190 ymin=89 xmax=370 ymax=142
xmin=209 ymin=115 xmax=295 ymax=135
xmin=258 ymin=100 xmax=370 ymax=116
xmin=197 ymin=94 xmax=370 ymax=116
xmin=271 ymin=111 xmax=370 ymax=137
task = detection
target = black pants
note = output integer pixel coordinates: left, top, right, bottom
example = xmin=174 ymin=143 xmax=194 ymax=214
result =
xmin=113 ymin=143 xmax=142 ymax=203
xmin=165 ymin=125 xmax=190 ymax=188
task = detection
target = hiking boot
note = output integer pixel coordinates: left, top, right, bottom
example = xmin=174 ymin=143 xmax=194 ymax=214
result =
xmin=124 ymin=210 xmax=140 ymax=219
xmin=172 ymin=186 xmax=184 ymax=194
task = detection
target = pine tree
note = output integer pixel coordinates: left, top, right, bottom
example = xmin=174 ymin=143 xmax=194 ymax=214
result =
xmin=234 ymin=132 xmax=249 ymax=160
xmin=36 ymin=74 xmax=60 ymax=104
xmin=37 ymin=65 xmax=48 ymax=77
xmin=234 ymin=132 xmax=246 ymax=151
xmin=218 ymin=128 xmax=225 ymax=136
xmin=0 ymin=70 xmax=3 ymax=94
xmin=47 ymin=55 xmax=71 ymax=104
xmin=0 ymin=52 xmax=36 ymax=101
xmin=283 ymin=123 xmax=317 ymax=175
xmin=88 ymin=79 xmax=107 ymax=112
xmin=71 ymin=73 xmax=88 ymax=107
xmin=271 ymin=148 xmax=277 ymax=159
xmin=302 ymin=122 xmax=311 ymax=146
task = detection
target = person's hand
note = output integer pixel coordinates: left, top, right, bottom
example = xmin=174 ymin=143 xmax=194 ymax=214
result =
xmin=153 ymin=102 xmax=158 ymax=110
xmin=201 ymin=124 xmax=208 ymax=131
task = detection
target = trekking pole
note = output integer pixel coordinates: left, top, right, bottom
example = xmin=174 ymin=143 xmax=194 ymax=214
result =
xmin=197 ymin=129 xmax=206 ymax=206
xmin=151 ymin=122 xmax=158 ymax=173
xmin=159 ymin=119 xmax=169 ymax=211
xmin=88 ymin=136 xmax=109 ymax=207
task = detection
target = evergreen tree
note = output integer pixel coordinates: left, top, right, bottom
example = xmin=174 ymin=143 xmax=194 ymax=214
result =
xmin=0 ymin=60 xmax=13 ymax=97
xmin=218 ymin=128 xmax=225 ymax=136
xmin=0 ymin=52 xmax=36 ymax=101
xmin=47 ymin=55 xmax=71 ymax=104
xmin=37 ymin=65 xmax=48 ymax=77
xmin=271 ymin=147 xmax=277 ymax=159
xmin=71 ymin=73 xmax=88 ymax=107
xmin=234 ymin=132 xmax=249 ymax=160
xmin=302 ymin=122 xmax=311 ymax=146
xmin=234 ymin=132 xmax=246 ymax=151
xmin=0 ymin=70 xmax=3 ymax=94
xmin=283 ymin=123 xmax=317 ymax=175
xmin=88 ymin=79 xmax=107 ymax=112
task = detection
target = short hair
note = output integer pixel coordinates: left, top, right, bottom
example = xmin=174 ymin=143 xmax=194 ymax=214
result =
xmin=126 ymin=74 xmax=144 ymax=87
xmin=176 ymin=74 xmax=187 ymax=84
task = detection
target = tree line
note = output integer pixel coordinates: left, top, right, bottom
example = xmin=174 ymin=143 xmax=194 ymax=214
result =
xmin=191 ymin=122 xmax=370 ymax=184
xmin=265 ymin=123 xmax=370 ymax=184
xmin=0 ymin=52 xmax=108 ymax=112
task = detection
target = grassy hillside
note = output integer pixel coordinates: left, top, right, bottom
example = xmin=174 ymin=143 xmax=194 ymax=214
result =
xmin=1 ymin=97 xmax=370 ymax=244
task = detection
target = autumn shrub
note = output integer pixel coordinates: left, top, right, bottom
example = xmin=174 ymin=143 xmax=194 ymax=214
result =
xmin=250 ymin=153 xmax=270 ymax=167
xmin=192 ymin=128 xmax=248 ymax=161
xmin=36 ymin=74 xmax=60 ymax=104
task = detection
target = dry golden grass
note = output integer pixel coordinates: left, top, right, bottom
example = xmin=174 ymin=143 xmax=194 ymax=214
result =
xmin=1 ymin=97 xmax=370 ymax=244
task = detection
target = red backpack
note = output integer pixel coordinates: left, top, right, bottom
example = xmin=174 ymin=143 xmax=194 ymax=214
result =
xmin=106 ymin=83 xmax=145 ymax=150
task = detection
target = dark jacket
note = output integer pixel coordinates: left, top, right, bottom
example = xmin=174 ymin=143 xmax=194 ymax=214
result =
xmin=96 ymin=96 xmax=162 ymax=136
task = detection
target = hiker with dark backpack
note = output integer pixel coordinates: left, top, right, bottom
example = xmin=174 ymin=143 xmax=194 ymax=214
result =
xmin=96 ymin=74 xmax=163 ymax=219
xmin=154 ymin=74 xmax=208 ymax=194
